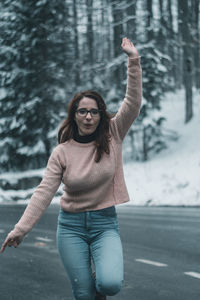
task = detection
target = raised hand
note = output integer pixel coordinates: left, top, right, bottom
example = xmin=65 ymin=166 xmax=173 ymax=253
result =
xmin=121 ymin=37 xmax=139 ymax=58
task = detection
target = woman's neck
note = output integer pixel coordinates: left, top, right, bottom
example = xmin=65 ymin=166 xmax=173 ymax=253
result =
xmin=73 ymin=129 xmax=97 ymax=143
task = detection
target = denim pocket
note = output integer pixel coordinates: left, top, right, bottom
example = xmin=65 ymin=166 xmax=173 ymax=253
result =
xmin=58 ymin=209 xmax=83 ymax=227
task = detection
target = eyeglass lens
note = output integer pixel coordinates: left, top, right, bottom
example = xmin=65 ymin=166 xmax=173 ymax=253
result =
xmin=77 ymin=109 xmax=100 ymax=116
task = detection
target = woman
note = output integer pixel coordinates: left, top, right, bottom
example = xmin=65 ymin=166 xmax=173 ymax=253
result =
xmin=1 ymin=37 xmax=142 ymax=300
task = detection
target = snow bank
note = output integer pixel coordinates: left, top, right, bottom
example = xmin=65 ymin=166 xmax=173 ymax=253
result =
xmin=123 ymin=89 xmax=200 ymax=206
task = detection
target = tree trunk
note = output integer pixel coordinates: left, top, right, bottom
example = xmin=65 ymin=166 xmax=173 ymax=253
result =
xmin=73 ymin=0 xmax=80 ymax=85
xmin=86 ymin=0 xmax=94 ymax=64
xmin=166 ymin=0 xmax=179 ymax=90
xmin=86 ymin=0 xmax=94 ymax=85
xmin=146 ymin=0 xmax=154 ymax=41
xmin=193 ymin=0 xmax=200 ymax=89
xmin=111 ymin=0 xmax=123 ymax=85
xmin=176 ymin=0 xmax=183 ymax=89
xmin=178 ymin=0 xmax=193 ymax=123
xmin=158 ymin=0 xmax=165 ymax=47
xmin=126 ymin=0 xmax=137 ymax=40
xmin=167 ymin=0 xmax=175 ymax=87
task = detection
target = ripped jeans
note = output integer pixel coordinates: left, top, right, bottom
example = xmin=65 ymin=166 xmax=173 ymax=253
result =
xmin=57 ymin=206 xmax=124 ymax=300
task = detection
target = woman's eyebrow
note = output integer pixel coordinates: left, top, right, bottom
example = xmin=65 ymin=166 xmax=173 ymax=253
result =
xmin=78 ymin=107 xmax=98 ymax=109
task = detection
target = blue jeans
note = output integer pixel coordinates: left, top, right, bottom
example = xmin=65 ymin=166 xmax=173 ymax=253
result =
xmin=57 ymin=206 xmax=124 ymax=300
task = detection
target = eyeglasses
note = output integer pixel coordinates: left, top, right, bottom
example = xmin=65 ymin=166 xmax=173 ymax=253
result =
xmin=76 ymin=108 xmax=101 ymax=117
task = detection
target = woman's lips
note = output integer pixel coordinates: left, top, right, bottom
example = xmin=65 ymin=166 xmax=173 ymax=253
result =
xmin=84 ymin=124 xmax=93 ymax=128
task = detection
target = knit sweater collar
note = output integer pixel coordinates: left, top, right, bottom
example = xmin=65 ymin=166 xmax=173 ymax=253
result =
xmin=73 ymin=128 xmax=97 ymax=143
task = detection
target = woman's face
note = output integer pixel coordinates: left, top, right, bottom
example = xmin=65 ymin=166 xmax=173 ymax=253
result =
xmin=74 ymin=97 xmax=101 ymax=136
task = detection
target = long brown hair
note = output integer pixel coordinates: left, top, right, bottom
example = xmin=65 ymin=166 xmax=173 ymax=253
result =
xmin=58 ymin=90 xmax=113 ymax=162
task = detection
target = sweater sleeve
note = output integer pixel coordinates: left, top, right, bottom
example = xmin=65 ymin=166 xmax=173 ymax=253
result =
xmin=110 ymin=56 xmax=142 ymax=141
xmin=12 ymin=147 xmax=63 ymax=236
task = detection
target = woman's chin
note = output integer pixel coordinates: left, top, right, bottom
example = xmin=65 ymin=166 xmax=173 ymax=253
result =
xmin=80 ymin=128 xmax=95 ymax=136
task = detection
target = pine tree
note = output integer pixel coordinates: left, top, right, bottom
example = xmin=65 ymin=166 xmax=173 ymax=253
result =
xmin=0 ymin=0 xmax=73 ymax=172
xmin=136 ymin=0 xmax=169 ymax=160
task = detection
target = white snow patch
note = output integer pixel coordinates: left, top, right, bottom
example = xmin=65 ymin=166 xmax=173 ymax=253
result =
xmin=16 ymin=140 xmax=46 ymax=155
xmin=0 ymin=168 xmax=45 ymax=181
xmin=123 ymin=88 xmax=200 ymax=206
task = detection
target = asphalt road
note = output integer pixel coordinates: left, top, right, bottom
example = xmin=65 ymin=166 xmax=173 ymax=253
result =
xmin=0 ymin=204 xmax=200 ymax=300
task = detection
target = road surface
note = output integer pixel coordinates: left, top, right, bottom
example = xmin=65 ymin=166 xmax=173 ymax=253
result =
xmin=0 ymin=204 xmax=200 ymax=300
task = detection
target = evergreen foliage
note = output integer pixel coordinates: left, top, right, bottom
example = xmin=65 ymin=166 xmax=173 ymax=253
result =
xmin=0 ymin=0 xmax=72 ymax=172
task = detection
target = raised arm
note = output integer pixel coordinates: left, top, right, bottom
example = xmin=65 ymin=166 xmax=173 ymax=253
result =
xmin=110 ymin=37 xmax=142 ymax=141
xmin=1 ymin=146 xmax=64 ymax=253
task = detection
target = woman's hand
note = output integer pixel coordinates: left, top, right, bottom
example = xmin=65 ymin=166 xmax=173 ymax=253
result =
xmin=0 ymin=231 xmax=24 ymax=253
xmin=121 ymin=37 xmax=139 ymax=58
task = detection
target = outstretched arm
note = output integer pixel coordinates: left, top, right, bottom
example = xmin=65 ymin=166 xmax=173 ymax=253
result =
xmin=1 ymin=147 xmax=63 ymax=253
xmin=110 ymin=37 xmax=142 ymax=141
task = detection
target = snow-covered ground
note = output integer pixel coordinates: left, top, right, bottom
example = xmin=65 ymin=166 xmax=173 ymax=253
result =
xmin=124 ymin=88 xmax=200 ymax=206
xmin=0 ymin=89 xmax=199 ymax=206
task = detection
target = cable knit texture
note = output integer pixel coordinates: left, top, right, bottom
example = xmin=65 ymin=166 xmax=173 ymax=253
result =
xmin=12 ymin=57 xmax=142 ymax=236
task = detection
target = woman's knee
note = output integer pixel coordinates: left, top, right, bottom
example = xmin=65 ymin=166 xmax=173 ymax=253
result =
xmin=96 ymin=277 xmax=123 ymax=296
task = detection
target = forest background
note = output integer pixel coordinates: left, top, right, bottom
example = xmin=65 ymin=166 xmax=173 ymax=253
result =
xmin=0 ymin=0 xmax=199 ymax=203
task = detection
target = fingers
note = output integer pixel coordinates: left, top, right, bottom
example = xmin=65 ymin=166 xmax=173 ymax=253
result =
xmin=0 ymin=240 xmax=8 ymax=253
xmin=0 ymin=237 xmax=19 ymax=253
xmin=0 ymin=245 xmax=5 ymax=253
xmin=121 ymin=37 xmax=134 ymax=48
xmin=121 ymin=37 xmax=138 ymax=58
xmin=7 ymin=238 xmax=19 ymax=248
xmin=121 ymin=37 xmax=128 ymax=46
xmin=13 ymin=241 xmax=18 ymax=248
xmin=122 ymin=37 xmax=132 ymax=43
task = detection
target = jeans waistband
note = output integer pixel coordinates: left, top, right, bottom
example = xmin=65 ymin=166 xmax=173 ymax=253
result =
xmin=58 ymin=205 xmax=118 ymax=230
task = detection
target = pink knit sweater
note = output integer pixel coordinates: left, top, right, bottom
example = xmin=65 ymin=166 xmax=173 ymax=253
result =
xmin=13 ymin=57 xmax=142 ymax=236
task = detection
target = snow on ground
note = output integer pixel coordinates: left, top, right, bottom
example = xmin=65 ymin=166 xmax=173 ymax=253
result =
xmin=123 ymin=88 xmax=200 ymax=206
xmin=0 ymin=89 xmax=199 ymax=206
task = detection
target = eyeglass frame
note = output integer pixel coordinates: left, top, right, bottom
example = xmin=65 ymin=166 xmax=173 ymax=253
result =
xmin=75 ymin=108 xmax=102 ymax=117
